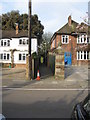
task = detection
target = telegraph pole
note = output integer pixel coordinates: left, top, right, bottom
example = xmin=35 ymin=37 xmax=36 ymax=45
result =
xmin=28 ymin=0 xmax=32 ymax=80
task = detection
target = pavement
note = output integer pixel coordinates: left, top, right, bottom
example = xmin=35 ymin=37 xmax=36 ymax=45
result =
xmin=1 ymin=65 xmax=89 ymax=89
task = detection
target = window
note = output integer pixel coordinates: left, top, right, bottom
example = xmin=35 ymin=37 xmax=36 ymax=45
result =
xmin=87 ymin=51 xmax=89 ymax=60
xmin=0 ymin=40 xmax=10 ymax=46
xmin=52 ymin=41 xmax=54 ymax=48
xmin=19 ymin=39 xmax=22 ymax=44
xmin=4 ymin=41 xmax=7 ymax=46
xmin=23 ymin=54 xmax=25 ymax=60
xmin=81 ymin=51 xmax=83 ymax=59
xmin=87 ymin=37 xmax=90 ymax=44
xmin=84 ymin=51 xmax=86 ymax=60
xmin=62 ymin=35 xmax=69 ymax=44
xmin=4 ymin=53 xmax=6 ymax=60
xmin=77 ymin=51 xmax=90 ymax=60
xmin=19 ymin=53 xmax=26 ymax=61
xmin=27 ymin=40 xmax=28 ymax=44
xmin=1 ymin=40 xmax=3 ymax=46
xmin=0 ymin=53 xmax=10 ymax=60
xmin=19 ymin=39 xmax=28 ymax=45
xmin=0 ymin=54 xmax=3 ymax=60
xmin=7 ymin=54 xmax=10 ymax=60
xmin=7 ymin=40 xmax=10 ymax=46
xmin=19 ymin=54 xmax=22 ymax=60
xmin=77 ymin=35 xmax=88 ymax=44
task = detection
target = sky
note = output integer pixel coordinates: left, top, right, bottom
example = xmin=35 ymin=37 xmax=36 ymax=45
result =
xmin=0 ymin=0 xmax=89 ymax=33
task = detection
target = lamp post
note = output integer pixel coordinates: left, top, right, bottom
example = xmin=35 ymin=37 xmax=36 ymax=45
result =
xmin=28 ymin=0 xmax=32 ymax=80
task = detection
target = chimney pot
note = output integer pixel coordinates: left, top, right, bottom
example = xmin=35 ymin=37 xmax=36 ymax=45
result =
xmin=15 ymin=23 xmax=18 ymax=35
xmin=68 ymin=15 xmax=72 ymax=26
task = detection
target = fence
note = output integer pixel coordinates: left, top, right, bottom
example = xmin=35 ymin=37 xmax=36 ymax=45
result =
xmin=47 ymin=52 xmax=55 ymax=75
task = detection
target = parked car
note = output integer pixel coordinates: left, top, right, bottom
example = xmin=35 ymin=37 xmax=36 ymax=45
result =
xmin=71 ymin=94 xmax=90 ymax=120
xmin=0 ymin=114 xmax=5 ymax=120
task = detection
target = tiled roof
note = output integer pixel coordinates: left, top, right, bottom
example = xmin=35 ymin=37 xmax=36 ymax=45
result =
xmin=0 ymin=30 xmax=37 ymax=39
xmin=56 ymin=20 xmax=89 ymax=34
xmin=56 ymin=20 xmax=78 ymax=34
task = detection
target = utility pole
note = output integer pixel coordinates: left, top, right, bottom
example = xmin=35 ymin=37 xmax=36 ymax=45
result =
xmin=28 ymin=0 xmax=32 ymax=80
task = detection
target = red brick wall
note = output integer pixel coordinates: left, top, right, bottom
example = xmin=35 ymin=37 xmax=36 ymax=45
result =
xmin=50 ymin=34 xmax=89 ymax=66
xmin=15 ymin=64 xmax=26 ymax=68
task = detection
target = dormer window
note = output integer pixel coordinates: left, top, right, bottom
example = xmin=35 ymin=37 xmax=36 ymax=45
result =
xmin=62 ymin=35 xmax=69 ymax=44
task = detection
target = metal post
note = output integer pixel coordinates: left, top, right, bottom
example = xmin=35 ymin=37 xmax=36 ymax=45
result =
xmin=28 ymin=0 xmax=32 ymax=80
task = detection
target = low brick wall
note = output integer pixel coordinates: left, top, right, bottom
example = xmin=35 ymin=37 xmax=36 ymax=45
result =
xmin=15 ymin=64 xmax=26 ymax=68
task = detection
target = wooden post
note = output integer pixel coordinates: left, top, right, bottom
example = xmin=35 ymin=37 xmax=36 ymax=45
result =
xmin=26 ymin=0 xmax=32 ymax=80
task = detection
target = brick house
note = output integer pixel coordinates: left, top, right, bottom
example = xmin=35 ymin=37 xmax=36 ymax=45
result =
xmin=50 ymin=16 xmax=90 ymax=66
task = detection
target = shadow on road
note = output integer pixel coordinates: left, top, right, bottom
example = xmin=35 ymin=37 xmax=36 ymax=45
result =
xmin=64 ymin=66 xmax=75 ymax=79
xmin=2 ymin=89 xmax=88 ymax=119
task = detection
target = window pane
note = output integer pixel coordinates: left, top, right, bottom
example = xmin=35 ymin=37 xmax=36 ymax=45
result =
xmin=7 ymin=54 xmax=9 ymax=60
xmin=1 ymin=54 xmax=3 ymax=60
xmin=4 ymin=53 xmax=6 ymax=60
xmin=23 ymin=40 xmax=25 ymax=45
xmin=84 ymin=35 xmax=86 ymax=43
xmin=7 ymin=40 xmax=10 ymax=46
xmin=78 ymin=36 xmax=79 ymax=43
xmin=4 ymin=41 xmax=6 ymax=46
xmin=81 ymin=51 xmax=82 ymax=59
xmin=27 ymin=40 xmax=28 ymax=44
xmin=84 ymin=51 xmax=86 ymax=60
xmin=23 ymin=54 xmax=25 ymax=60
xmin=78 ymin=51 xmax=80 ymax=60
xmin=1 ymin=40 xmax=3 ymax=46
xmin=66 ymin=37 xmax=68 ymax=43
xmin=81 ymin=37 xmax=82 ymax=43
xmin=87 ymin=51 xmax=89 ymax=60
xmin=19 ymin=54 xmax=22 ymax=60
xmin=19 ymin=40 xmax=22 ymax=44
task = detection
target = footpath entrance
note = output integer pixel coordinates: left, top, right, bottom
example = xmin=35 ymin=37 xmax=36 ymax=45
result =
xmin=39 ymin=64 xmax=53 ymax=79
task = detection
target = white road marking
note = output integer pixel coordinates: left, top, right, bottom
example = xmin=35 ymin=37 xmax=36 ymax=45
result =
xmin=2 ymin=87 xmax=89 ymax=91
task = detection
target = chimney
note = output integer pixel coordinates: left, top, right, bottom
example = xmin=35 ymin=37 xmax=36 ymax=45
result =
xmin=68 ymin=15 xmax=72 ymax=26
xmin=15 ymin=23 xmax=19 ymax=35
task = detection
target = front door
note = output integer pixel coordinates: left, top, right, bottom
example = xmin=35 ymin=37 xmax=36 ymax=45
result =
xmin=64 ymin=52 xmax=72 ymax=65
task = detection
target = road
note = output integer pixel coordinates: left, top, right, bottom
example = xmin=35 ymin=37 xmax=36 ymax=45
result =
xmin=2 ymin=87 xmax=88 ymax=118
xmin=1 ymin=66 xmax=89 ymax=119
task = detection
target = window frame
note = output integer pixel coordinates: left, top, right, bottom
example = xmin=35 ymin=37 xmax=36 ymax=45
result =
xmin=77 ymin=35 xmax=88 ymax=44
xmin=18 ymin=53 xmax=27 ymax=61
xmin=62 ymin=35 xmax=69 ymax=44
xmin=77 ymin=51 xmax=90 ymax=60
xmin=0 ymin=39 xmax=10 ymax=47
xmin=0 ymin=53 xmax=10 ymax=61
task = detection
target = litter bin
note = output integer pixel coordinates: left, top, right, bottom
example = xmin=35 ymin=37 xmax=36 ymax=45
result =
xmin=9 ymin=64 xmax=11 ymax=68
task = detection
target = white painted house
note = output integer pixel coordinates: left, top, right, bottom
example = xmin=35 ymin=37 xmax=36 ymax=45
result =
xmin=0 ymin=30 xmax=38 ymax=68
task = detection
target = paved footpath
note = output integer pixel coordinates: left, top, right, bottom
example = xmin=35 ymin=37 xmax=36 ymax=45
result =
xmin=1 ymin=65 xmax=89 ymax=90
